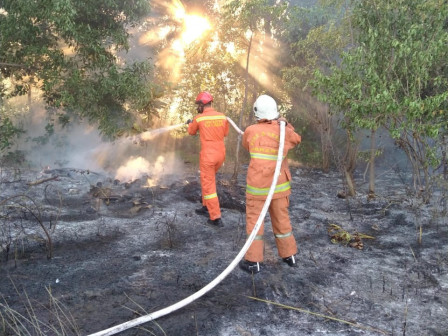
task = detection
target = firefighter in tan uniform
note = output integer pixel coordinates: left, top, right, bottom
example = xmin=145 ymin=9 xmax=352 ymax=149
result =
xmin=239 ymin=95 xmax=301 ymax=273
xmin=187 ymin=91 xmax=229 ymax=227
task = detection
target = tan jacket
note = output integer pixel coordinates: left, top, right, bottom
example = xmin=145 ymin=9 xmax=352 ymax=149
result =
xmin=242 ymin=120 xmax=301 ymax=200
xmin=188 ymin=107 xmax=229 ymax=163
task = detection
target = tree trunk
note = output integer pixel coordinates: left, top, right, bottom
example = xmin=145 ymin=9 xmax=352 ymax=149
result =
xmin=321 ymin=137 xmax=330 ymax=173
xmin=368 ymin=129 xmax=376 ymax=199
xmin=443 ymin=134 xmax=447 ymax=180
xmin=231 ymin=30 xmax=253 ymax=184
xmin=320 ymin=107 xmax=332 ymax=173
xmin=28 ymin=83 xmax=32 ymax=107
xmin=345 ymin=169 xmax=356 ymax=197
xmin=343 ymin=131 xmax=358 ymax=197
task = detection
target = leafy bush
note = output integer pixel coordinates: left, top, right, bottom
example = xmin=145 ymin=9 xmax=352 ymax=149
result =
xmin=0 ymin=117 xmax=23 ymax=152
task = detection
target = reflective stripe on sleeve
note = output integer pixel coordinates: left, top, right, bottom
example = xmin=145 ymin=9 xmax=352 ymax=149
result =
xmin=196 ymin=115 xmax=227 ymax=123
xmin=246 ymin=181 xmax=291 ymax=196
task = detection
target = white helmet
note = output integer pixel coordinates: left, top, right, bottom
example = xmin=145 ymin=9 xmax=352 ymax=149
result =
xmin=253 ymin=94 xmax=279 ymax=120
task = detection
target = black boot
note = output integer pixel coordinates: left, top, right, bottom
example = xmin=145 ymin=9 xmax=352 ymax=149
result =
xmin=207 ymin=218 xmax=224 ymax=228
xmin=239 ymin=259 xmax=261 ymax=274
xmin=282 ymin=255 xmax=297 ymax=267
xmin=195 ymin=206 xmax=209 ymax=216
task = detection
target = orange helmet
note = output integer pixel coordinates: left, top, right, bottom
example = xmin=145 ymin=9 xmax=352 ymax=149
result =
xmin=195 ymin=91 xmax=213 ymax=105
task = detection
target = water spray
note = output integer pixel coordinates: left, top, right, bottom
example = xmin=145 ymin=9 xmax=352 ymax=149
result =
xmin=130 ymin=123 xmax=185 ymax=143
xmin=88 ymin=120 xmax=286 ymax=336
xmin=127 ymin=117 xmax=242 ymax=144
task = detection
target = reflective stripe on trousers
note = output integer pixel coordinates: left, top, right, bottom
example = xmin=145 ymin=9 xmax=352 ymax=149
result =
xmin=246 ymin=181 xmax=291 ymax=196
xmin=203 ymin=193 xmax=217 ymax=200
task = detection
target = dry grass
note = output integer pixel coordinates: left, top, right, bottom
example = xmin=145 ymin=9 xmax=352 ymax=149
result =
xmin=0 ymin=285 xmax=80 ymax=336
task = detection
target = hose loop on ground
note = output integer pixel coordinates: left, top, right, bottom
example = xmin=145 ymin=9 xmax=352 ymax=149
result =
xmin=87 ymin=120 xmax=286 ymax=336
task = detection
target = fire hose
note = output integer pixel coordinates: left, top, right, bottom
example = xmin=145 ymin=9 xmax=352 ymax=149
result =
xmin=87 ymin=120 xmax=286 ymax=336
xmin=226 ymin=116 xmax=244 ymax=135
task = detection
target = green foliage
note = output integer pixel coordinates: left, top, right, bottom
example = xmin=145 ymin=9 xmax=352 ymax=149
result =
xmin=30 ymin=122 xmax=55 ymax=146
xmin=57 ymin=61 xmax=157 ymax=136
xmin=309 ymin=0 xmax=448 ymax=194
xmin=222 ymin=0 xmax=288 ymax=41
xmin=281 ymin=1 xmax=351 ymax=90
xmin=0 ymin=0 xmax=156 ymax=137
xmin=283 ymin=21 xmax=348 ymax=93
xmin=174 ymin=0 xmax=289 ymax=124
xmin=221 ymin=0 xmax=289 ymax=88
xmin=0 ymin=149 xmax=26 ymax=166
xmin=280 ymin=2 xmax=352 ymax=171
xmin=219 ymin=0 xmax=290 ymax=114
xmin=312 ymin=0 xmax=448 ymax=137
xmin=0 ymin=116 xmax=23 ymax=151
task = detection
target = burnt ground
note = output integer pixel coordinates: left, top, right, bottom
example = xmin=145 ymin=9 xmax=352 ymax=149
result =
xmin=0 ymin=164 xmax=447 ymax=336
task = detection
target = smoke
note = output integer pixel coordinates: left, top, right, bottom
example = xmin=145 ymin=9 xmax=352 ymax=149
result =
xmin=8 ymin=100 xmax=185 ymax=182
xmin=114 ymin=152 xmax=182 ymax=185
xmin=1 ymin=4 xmax=191 ymax=182
xmin=114 ymin=156 xmax=151 ymax=182
xmin=35 ymin=124 xmax=184 ymax=182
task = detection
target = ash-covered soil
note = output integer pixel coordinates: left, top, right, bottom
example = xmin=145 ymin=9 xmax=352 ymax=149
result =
xmin=0 ymin=165 xmax=447 ymax=336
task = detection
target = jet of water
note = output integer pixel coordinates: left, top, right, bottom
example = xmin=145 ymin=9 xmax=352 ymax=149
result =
xmin=130 ymin=123 xmax=185 ymax=143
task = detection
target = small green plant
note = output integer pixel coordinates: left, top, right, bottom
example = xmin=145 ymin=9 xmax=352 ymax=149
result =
xmin=327 ymin=223 xmax=375 ymax=249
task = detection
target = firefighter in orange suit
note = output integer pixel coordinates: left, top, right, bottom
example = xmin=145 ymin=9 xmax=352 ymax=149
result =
xmin=186 ymin=91 xmax=229 ymax=227
xmin=239 ymin=94 xmax=301 ymax=274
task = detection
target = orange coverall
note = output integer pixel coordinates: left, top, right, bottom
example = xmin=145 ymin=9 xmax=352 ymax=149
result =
xmin=242 ymin=119 xmax=301 ymax=262
xmin=188 ymin=106 xmax=229 ymax=220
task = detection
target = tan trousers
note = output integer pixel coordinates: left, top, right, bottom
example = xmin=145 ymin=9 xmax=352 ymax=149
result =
xmin=245 ymin=196 xmax=297 ymax=262
xmin=200 ymin=158 xmax=224 ymax=220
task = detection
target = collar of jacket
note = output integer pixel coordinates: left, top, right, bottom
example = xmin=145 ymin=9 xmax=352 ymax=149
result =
xmin=202 ymin=106 xmax=214 ymax=113
xmin=257 ymin=119 xmax=274 ymax=124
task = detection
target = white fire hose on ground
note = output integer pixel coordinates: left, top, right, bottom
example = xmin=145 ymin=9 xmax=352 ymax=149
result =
xmin=87 ymin=119 xmax=286 ymax=336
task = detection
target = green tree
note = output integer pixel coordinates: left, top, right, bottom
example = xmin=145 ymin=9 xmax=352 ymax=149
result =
xmin=221 ymin=0 xmax=288 ymax=182
xmin=282 ymin=8 xmax=349 ymax=172
xmin=0 ymin=89 xmax=25 ymax=164
xmin=0 ymin=114 xmax=23 ymax=152
xmin=0 ymin=0 xmax=157 ymax=138
xmin=281 ymin=1 xmax=359 ymax=198
xmin=312 ymin=0 xmax=448 ymax=199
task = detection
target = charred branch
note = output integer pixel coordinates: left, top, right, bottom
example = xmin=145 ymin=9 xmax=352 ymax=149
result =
xmin=27 ymin=175 xmax=59 ymax=186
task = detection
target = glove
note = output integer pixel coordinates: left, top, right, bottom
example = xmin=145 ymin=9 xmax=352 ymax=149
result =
xmin=186 ymin=119 xmax=192 ymax=125
xmin=277 ymin=117 xmax=288 ymax=126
